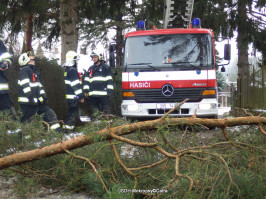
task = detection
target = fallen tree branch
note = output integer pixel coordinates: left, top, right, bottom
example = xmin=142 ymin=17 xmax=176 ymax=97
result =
xmin=175 ymin=155 xmax=194 ymax=196
xmin=221 ymin=127 xmax=230 ymax=140
xmin=158 ymin=125 xmax=180 ymax=151
xmin=109 ymin=139 xmax=138 ymax=190
xmin=257 ymin=124 xmax=266 ymax=135
xmin=201 ymin=151 xmax=236 ymax=198
xmin=110 ymin=130 xmax=158 ymax=148
xmin=62 ymin=146 xmax=109 ymax=193
xmin=161 ymin=98 xmax=189 ymax=119
xmin=0 ymin=116 xmax=266 ymax=170
xmin=178 ymin=141 xmax=266 ymax=155
xmin=128 ymin=158 xmax=168 ymax=171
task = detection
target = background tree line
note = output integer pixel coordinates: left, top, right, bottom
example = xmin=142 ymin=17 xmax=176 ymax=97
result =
xmin=0 ymin=0 xmax=265 ymax=118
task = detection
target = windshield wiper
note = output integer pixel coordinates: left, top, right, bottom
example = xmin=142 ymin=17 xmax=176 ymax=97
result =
xmin=129 ymin=63 xmax=152 ymax=65
xmin=128 ymin=63 xmax=161 ymax=71
xmin=164 ymin=62 xmax=201 ymax=70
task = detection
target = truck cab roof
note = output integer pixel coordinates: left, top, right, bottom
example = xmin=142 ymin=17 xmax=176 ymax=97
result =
xmin=125 ymin=28 xmax=214 ymax=39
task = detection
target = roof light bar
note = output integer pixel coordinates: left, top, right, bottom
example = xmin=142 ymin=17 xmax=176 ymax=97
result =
xmin=137 ymin=20 xmax=145 ymax=30
xmin=192 ymin=18 xmax=201 ymax=28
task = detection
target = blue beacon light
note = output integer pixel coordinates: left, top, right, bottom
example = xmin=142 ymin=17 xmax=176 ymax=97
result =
xmin=192 ymin=18 xmax=201 ymax=28
xmin=137 ymin=20 xmax=145 ymax=30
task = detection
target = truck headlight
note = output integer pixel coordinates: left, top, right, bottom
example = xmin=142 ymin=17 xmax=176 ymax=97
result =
xmin=198 ymin=103 xmax=216 ymax=110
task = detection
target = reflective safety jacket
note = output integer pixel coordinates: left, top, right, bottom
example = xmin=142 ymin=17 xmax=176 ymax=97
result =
xmin=0 ymin=71 xmax=9 ymax=95
xmin=18 ymin=64 xmax=46 ymax=105
xmin=83 ymin=62 xmax=114 ymax=97
xmin=64 ymin=66 xmax=84 ymax=103
xmin=0 ymin=42 xmax=13 ymax=95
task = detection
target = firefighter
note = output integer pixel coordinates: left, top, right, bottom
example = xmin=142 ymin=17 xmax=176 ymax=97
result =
xmin=18 ymin=52 xmax=61 ymax=131
xmin=0 ymin=40 xmax=15 ymax=115
xmin=63 ymin=50 xmax=84 ymax=132
xmin=83 ymin=51 xmax=114 ymax=119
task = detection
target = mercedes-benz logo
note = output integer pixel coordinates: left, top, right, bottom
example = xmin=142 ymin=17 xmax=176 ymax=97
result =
xmin=162 ymin=84 xmax=174 ymax=97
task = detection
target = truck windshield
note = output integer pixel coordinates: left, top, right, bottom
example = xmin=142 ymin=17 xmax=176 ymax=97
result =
xmin=124 ymin=34 xmax=213 ymax=71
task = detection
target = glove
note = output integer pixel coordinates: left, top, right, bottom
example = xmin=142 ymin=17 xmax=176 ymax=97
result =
xmin=0 ymin=63 xmax=8 ymax=70
xmin=42 ymin=95 xmax=48 ymax=104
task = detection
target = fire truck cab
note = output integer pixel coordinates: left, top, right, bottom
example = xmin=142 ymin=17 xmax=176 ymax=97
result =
xmin=110 ymin=19 xmax=231 ymax=119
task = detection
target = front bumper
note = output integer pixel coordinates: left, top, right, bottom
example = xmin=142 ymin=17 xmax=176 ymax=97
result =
xmin=121 ymin=98 xmax=218 ymax=118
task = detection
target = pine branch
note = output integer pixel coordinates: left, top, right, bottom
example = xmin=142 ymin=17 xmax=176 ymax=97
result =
xmin=247 ymin=12 xmax=266 ymax=27
xmin=225 ymin=3 xmax=237 ymax=14
xmin=248 ymin=9 xmax=266 ymax=18
xmin=62 ymin=147 xmax=109 ymax=193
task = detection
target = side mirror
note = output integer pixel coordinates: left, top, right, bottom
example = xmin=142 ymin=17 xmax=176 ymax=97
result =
xmin=224 ymin=44 xmax=231 ymax=61
xmin=109 ymin=43 xmax=116 ymax=68
xmin=221 ymin=65 xmax=225 ymax=72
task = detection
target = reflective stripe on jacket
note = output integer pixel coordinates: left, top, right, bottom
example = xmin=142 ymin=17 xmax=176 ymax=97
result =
xmin=83 ymin=62 xmax=114 ymax=97
xmin=64 ymin=66 xmax=84 ymax=103
xmin=0 ymin=46 xmax=13 ymax=94
xmin=18 ymin=64 xmax=46 ymax=105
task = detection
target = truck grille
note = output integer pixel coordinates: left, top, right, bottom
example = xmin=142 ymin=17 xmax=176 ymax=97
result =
xmin=132 ymin=88 xmax=204 ymax=103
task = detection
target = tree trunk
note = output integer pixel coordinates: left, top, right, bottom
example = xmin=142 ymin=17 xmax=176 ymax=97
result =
xmin=25 ymin=13 xmax=33 ymax=52
xmin=0 ymin=116 xmax=266 ymax=170
xmin=237 ymin=1 xmax=249 ymax=79
xmin=115 ymin=3 xmax=123 ymax=68
xmin=60 ymin=0 xmax=78 ymax=65
xmin=237 ymin=1 xmax=250 ymax=108
xmin=115 ymin=24 xmax=123 ymax=68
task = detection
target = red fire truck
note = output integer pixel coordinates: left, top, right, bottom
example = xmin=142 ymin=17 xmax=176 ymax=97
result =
xmin=110 ymin=18 xmax=230 ymax=119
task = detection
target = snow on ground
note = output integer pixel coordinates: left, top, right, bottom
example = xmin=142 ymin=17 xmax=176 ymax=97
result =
xmin=218 ymin=107 xmax=231 ymax=116
xmin=80 ymin=116 xmax=91 ymax=122
xmin=64 ymin=132 xmax=84 ymax=140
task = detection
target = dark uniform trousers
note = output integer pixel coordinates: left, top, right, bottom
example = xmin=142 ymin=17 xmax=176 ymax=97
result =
xmin=20 ymin=103 xmax=58 ymax=125
xmin=64 ymin=102 xmax=79 ymax=130
xmin=0 ymin=94 xmax=16 ymax=118
xmin=63 ymin=66 xmax=84 ymax=131
xmin=90 ymin=96 xmax=111 ymax=116
xmin=0 ymin=93 xmax=13 ymax=111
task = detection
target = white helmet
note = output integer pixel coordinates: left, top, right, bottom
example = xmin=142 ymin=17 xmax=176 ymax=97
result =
xmin=18 ymin=53 xmax=30 ymax=66
xmin=66 ymin=51 xmax=79 ymax=62
xmin=63 ymin=51 xmax=79 ymax=67
xmin=90 ymin=51 xmax=103 ymax=60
